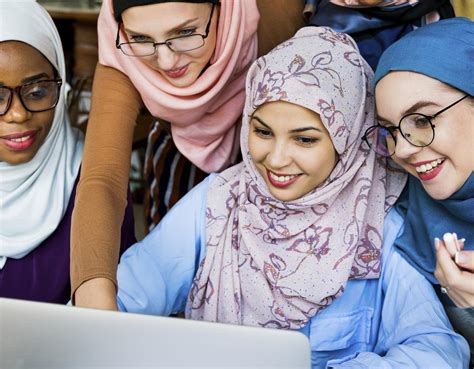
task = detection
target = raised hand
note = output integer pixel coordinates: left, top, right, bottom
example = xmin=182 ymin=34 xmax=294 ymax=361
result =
xmin=434 ymin=233 xmax=474 ymax=308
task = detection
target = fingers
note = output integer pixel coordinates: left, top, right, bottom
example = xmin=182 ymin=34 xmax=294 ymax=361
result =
xmin=435 ymin=242 xmax=474 ymax=308
xmin=436 ymin=240 xmax=460 ymax=278
xmin=442 ymin=233 xmax=460 ymax=257
xmin=455 ymin=250 xmax=474 ymax=272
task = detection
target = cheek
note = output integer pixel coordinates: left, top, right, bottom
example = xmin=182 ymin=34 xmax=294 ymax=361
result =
xmin=248 ymin=135 xmax=263 ymax=163
xmin=305 ymin=144 xmax=337 ymax=174
xmin=38 ymin=111 xmax=55 ymax=140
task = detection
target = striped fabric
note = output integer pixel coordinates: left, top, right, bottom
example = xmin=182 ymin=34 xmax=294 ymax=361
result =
xmin=144 ymin=122 xmax=206 ymax=232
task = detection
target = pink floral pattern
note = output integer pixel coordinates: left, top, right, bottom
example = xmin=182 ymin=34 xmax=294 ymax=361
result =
xmin=187 ymin=27 xmax=406 ymax=329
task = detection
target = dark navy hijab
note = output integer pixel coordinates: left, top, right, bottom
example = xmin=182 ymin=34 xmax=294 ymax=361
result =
xmin=113 ymin=0 xmax=219 ymax=21
xmin=374 ymin=18 xmax=474 ymax=284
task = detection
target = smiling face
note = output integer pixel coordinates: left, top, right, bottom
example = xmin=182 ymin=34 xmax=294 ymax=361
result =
xmin=121 ymin=2 xmax=218 ymax=88
xmin=248 ymin=100 xmax=338 ymax=202
xmin=0 ymin=41 xmax=56 ymax=165
xmin=376 ymin=71 xmax=474 ymax=200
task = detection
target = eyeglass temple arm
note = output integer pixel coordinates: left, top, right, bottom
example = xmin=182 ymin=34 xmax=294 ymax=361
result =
xmin=204 ymin=4 xmax=215 ymax=36
xmin=115 ymin=22 xmax=122 ymax=47
xmin=433 ymin=94 xmax=470 ymax=118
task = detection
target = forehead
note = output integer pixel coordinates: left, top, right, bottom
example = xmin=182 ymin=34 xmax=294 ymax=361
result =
xmin=122 ymin=2 xmax=211 ymax=33
xmin=375 ymin=71 xmax=450 ymax=115
xmin=254 ymin=100 xmax=327 ymax=130
xmin=0 ymin=41 xmax=53 ymax=84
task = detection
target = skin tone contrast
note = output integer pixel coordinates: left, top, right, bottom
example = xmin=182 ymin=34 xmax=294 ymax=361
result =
xmin=376 ymin=71 xmax=474 ymax=308
xmin=121 ymin=2 xmax=218 ymax=88
xmin=0 ymin=41 xmax=55 ymax=165
xmin=248 ymin=100 xmax=338 ymax=202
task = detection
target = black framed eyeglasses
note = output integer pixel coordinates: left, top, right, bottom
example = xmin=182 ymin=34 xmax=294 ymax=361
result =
xmin=0 ymin=79 xmax=62 ymax=116
xmin=362 ymin=94 xmax=470 ymax=157
xmin=115 ymin=3 xmax=216 ymax=57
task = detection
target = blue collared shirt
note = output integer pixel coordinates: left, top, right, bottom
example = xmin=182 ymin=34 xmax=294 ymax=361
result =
xmin=117 ymin=174 xmax=469 ymax=369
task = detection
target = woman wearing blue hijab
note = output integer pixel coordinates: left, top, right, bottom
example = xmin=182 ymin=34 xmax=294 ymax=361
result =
xmin=365 ymin=17 xmax=474 ymax=361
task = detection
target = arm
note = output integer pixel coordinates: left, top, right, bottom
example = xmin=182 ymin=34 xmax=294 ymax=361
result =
xmin=116 ymin=175 xmax=213 ymax=315
xmin=71 ymin=63 xmax=143 ymax=309
xmin=332 ymin=211 xmax=470 ymax=369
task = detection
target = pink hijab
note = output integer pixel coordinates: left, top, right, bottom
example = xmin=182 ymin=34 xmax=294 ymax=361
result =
xmin=187 ymin=27 xmax=406 ymax=329
xmin=98 ymin=0 xmax=259 ymax=172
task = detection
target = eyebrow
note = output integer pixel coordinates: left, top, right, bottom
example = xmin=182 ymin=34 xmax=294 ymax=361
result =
xmin=251 ymin=116 xmax=323 ymax=133
xmin=22 ymin=73 xmax=51 ymax=84
xmin=125 ymin=18 xmax=200 ymax=38
xmin=377 ymin=100 xmax=442 ymax=122
xmin=0 ymin=73 xmax=51 ymax=87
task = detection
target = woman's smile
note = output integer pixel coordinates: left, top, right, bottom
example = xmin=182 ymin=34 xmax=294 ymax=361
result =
xmin=266 ymin=169 xmax=302 ymax=188
xmin=164 ymin=64 xmax=189 ymax=79
xmin=1 ymin=129 xmax=39 ymax=151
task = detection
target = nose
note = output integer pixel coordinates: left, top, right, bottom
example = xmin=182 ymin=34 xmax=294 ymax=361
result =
xmin=2 ymin=93 xmax=31 ymax=124
xmin=266 ymin=141 xmax=292 ymax=170
xmin=393 ymin=131 xmax=422 ymax=160
xmin=155 ymin=45 xmax=180 ymax=71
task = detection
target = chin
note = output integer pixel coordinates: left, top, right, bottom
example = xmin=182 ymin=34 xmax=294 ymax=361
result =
xmin=422 ymin=184 xmax=456 ymax=201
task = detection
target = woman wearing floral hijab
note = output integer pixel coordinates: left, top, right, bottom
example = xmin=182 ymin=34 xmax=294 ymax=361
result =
xmin=115 ymin=27 xmax=468 ymax=368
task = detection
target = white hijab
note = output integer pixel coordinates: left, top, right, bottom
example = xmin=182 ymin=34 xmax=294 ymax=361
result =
xmin=0 ymin=0 xmax=84 ymax=268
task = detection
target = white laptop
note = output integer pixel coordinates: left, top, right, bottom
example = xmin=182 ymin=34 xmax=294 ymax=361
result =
xmin=0 ymin=297 xmax=311 ymax=369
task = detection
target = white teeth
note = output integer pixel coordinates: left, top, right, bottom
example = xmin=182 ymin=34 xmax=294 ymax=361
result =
xmin=269 ymin=172 xmax=297 ymax=183
xmin=10 ymin=135 xmax=31 ymax=143
xmin=415 ymin=159 xmax=445 ymax=173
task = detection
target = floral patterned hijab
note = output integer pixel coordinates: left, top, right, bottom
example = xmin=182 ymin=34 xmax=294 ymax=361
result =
xmin=187 ymin=27 xmax=406 ymax=329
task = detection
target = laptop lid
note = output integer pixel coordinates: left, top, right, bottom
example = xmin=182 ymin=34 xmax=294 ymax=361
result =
xmin=0 ymin=297 xmax=311 ymax=369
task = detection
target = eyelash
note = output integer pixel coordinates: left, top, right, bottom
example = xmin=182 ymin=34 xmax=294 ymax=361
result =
xmin=295 ymin=136 xmax=318 ymax=146
xmin=252 ymin=128 xmax=319 ymax=146
xmin=129 ymin=35 xmax=150 ymax=42
xmin=179 ymin=28 xmax=197 ymax=36
xmin=253 ymin=127 xmax=272 ymax=138
xmin=128 ymin=27 xmax=197 ymax=42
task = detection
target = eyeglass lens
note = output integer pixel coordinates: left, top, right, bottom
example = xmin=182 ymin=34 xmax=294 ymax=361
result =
xmin=365 ymin=125 xmax=396 ymax=157
xmin=0 ymin=81 xmax=60 ymax=115
xmin=399 ymin=114 xmax=434 ymax=147
xmin=120 ymin=35 xmax=205 ymax=57
xmin=365 ymin=115 xmax=435 ymax=157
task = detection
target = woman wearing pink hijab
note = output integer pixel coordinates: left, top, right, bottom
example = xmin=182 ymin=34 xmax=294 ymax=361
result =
xmin=114 ymin=27 xmax=468 ymax=368
xmin=71 ymin=0 xmax=304 ymax=309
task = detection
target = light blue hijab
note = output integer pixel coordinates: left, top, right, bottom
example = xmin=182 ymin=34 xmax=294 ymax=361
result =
xmin=374 ymin=17 xmax=474 ymax=284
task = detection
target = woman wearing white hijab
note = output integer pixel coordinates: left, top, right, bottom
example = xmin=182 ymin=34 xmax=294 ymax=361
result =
xmin=0 ymin=0 xmax=135 ymax=303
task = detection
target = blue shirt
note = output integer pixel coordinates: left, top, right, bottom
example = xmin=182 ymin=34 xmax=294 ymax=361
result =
xmin=117 ymin=175 xmax=469 ymax=369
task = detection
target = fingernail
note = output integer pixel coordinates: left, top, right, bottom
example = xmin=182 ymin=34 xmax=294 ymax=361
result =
xmin=455 ymin=251 xmax=469 ymax=265
xmin=443 ymin=233 xmax=458 ymax=256
xmin=434 ymin=237 xmax=441 ymax=251
xmin=443 ymin=233 xmax=453 ymax=243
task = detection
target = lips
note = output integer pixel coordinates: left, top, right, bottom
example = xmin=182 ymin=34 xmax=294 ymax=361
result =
xmin=266 ymin=169 xmax=301 ymax=188
xmin=413 ymin=158 xmax=445 ymax=181
xmin=1 ymin=130 xmax=38 ymax=151
xmin=165 ymin=64 xmax=189 ymax=78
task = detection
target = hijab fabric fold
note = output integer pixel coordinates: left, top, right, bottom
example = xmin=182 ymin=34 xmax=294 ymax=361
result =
xmin=395 ymin=175 xmax=474 ymax=284
xmin=0 ymin=0 xmax=84 ymax=269
xmin=187 ymin=27 xmax=406 ymax=329
xmin=98 ymin=0 xmax=259 ymax=172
